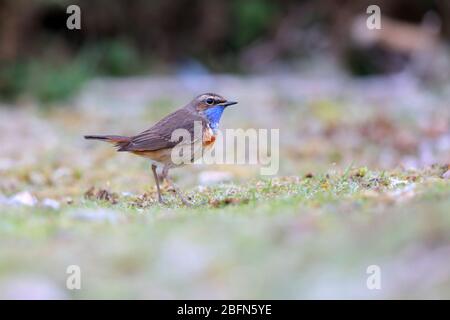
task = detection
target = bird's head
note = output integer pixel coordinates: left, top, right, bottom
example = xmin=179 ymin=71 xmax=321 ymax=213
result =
xmin=193 ymin=93 xmax=238 ymax=111
xmin=191 ymin=93 xmax=237 ymax=131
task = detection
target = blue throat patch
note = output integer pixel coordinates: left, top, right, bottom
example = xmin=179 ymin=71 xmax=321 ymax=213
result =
xmin=203 ymin=106 xmax=225 ymax=132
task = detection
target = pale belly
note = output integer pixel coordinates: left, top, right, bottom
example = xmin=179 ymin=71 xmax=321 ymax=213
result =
xmin=131 ymin=127 xmax=216 ymax=168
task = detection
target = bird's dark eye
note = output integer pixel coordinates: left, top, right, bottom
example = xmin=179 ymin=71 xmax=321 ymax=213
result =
xmin=206 ymin=98 xmax=214 ymax=105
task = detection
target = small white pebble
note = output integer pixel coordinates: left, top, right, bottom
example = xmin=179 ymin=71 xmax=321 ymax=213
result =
xmin=42 ymin=198 xmax=60 ymax=210
xmin=10 ymin=191 xmax=38 ymax=207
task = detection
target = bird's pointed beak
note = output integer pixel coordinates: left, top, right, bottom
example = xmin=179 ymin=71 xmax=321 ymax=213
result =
xmin=221 ymin=101 xmax=238 ymax=107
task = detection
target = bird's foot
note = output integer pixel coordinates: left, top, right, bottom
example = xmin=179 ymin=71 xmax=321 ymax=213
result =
xmin=157 ymin=195 xmax=167 ymax=205
xmin=157 ymin=194 xmax=191 ymax=206
xmin=170 ymin=188 xmax=192 ymax=206
xmin=165 ymin=178 xmax=192 ymax=207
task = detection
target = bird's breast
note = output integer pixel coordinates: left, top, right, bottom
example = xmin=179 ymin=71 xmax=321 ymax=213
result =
xmin=202 ymin=125 xmax=216 ymax=148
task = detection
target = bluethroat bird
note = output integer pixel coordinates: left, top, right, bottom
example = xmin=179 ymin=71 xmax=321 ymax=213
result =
xmin=84 ymin=93 xmax=237 ymax=205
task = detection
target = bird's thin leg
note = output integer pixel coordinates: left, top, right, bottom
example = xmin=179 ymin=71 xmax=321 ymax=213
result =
xmin=160 ymin=166 xmax=169 ymax=184
xmin=164 ymin=171 xmax=191 ymax=206
xmin=151 ymin=164 xmax=165 ymax=204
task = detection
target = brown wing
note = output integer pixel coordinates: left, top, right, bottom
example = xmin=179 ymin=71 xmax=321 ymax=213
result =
xmin=118 ymin=108 xmax=206 ymax=152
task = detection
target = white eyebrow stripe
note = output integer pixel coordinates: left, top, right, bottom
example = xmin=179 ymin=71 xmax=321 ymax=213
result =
xmin=197 ymin=94 xmax=225 ymax=102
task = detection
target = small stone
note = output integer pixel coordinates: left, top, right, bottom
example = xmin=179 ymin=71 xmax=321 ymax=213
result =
xmin=42 ymin=198 xmax=60 ymax=210
xmin=10 ymin=191 xmax=38 ymax=207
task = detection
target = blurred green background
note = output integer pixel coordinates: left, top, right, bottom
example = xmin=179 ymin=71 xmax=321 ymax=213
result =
xmin=1 ymin=0 xmax=450 ymax=102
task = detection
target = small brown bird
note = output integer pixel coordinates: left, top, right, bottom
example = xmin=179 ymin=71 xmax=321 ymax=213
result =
xmin=84 ymin=93 xmax=237 ymax=205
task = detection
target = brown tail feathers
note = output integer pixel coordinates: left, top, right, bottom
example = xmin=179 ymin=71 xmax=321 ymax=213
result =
xmin=84 ymin=135 xmax=130 ymax=148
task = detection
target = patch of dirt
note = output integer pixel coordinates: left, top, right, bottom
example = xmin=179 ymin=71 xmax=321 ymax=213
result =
xmin=209 ymin=197 xmax=249 ymax=208
xmin=84 ymin=187 xmax=119 ymax=204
